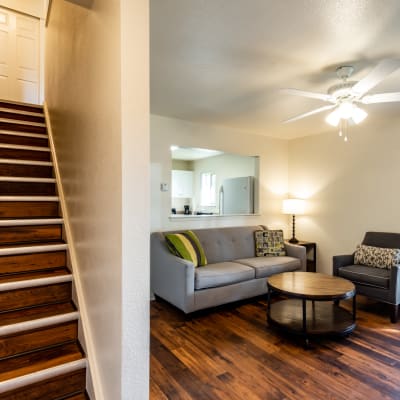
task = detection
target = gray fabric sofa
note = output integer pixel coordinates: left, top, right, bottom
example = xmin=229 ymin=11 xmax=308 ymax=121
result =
xmin=151 ymin=225 xmax=306 ymax=313
xmin=333 ymin=231 xmax=400 ymax=323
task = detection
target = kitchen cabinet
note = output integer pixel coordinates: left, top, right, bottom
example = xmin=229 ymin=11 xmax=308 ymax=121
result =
xmin=172 ymin=170 xmax=193 ymax=198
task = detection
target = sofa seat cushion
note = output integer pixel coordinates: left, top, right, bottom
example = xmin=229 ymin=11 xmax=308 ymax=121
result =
xmin=338 ymin=265 xmax=390 ymax=289
xmin=195 ymin=262 xmax=255 ymax=290
xmin=236 ymin=256 xmax=300 ymax=278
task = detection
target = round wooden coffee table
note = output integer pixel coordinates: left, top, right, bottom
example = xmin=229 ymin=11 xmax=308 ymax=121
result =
xmin=267 ymin=272 xmax=356 ymax=346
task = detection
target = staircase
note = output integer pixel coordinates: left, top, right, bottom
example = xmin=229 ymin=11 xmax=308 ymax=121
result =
xmin=0 ymin=100 xmax=88 ymax=399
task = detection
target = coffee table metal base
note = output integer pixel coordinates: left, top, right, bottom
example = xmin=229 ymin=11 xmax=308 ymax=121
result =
xmin=267 ymin=298 xmax=356 ymax=345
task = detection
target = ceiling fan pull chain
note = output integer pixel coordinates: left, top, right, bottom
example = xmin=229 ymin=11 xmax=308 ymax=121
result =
xmin=338 ymin=119 xmax=343 ymax=137
xmin=344 ymin=119 xmax=349 ymax=142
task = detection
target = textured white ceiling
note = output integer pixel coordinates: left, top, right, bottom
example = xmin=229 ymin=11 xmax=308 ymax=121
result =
xmin=150 ymin=0 xmax=400 ymax=139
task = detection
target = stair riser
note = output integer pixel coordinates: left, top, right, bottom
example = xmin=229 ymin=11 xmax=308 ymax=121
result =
xmin=0 ymin=164 xmax=53 ymax=178
xmin=0 ymin=225 xmax=62 ymax=245
xmin=0 ymin=182 xmax=56 ymax=196
xmin=0 ymin=368 xmax=86 ymax=400
xmin=0 ymin=102 xmax=43 ymax=114
xmin=0 ymin=148 xmax=50 ymax=162
xmin=0 ymin=111 xmax=44 ymax=124
xmin=0 ymin=122 xmax=46 ymax=134
xmin=0 ymin=202 xmax=59 ymax=219
xmin=0 ymin=134 xmax=48 ymax=148
xmin=0 ymin=251 xmax=66 ymax=274
xmin=65 ymin=393 xmax=89 ymax=400
xmin=0 ymin=321 xmax=77 ymax=359
xmin=0 ymin=282 xmax=72 ymax=312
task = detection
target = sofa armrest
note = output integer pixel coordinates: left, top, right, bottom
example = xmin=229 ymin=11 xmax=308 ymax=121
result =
xmin=285 ymin=243 xmax=307 ymax=271
xmin=332 ymin=254 xmax=354 ymax=276
xmin=150 ymin=232 xmax=195 ymax=313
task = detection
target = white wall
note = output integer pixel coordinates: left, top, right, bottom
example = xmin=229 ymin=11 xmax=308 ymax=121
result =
xmin=151 ymin=114 xmax=289 ymax=232
xmin=120 ymin=0 xmax=149 ymax=398
xmin=45 ymin=0 xmax=149 ymax=399
xmin=289 ymin=117 xmax=400 ymax=275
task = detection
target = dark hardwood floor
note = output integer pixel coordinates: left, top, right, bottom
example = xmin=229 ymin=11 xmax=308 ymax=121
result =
xmin=150 ymin=296 xmax=400 ymax=399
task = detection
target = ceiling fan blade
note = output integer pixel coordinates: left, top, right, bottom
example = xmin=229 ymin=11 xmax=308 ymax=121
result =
xmin=281 ymin=88 xmax=333 ymax=102
xmin=360 ymin=92 xmax=400 ymax=104
xmin=283 ymin=104 xmax=336 ymax=123
xmin=351 ymin=59 xmax=400 ymax=97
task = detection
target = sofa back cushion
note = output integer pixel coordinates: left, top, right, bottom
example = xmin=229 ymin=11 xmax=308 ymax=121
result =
xmin=191 ymin=226 xmax=263 ymax=264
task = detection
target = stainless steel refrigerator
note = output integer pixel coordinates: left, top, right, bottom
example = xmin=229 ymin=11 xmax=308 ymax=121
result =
xmin=220 ymin=176 xmax=254 ymax=214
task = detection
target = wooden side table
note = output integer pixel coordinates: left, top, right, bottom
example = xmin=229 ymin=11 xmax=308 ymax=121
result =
xmin=295 ymin=241 xmax=317 ymax=272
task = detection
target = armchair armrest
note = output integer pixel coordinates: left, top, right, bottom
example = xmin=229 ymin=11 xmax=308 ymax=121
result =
xmin=285 ymin=242 xmax=307 ymax=271
xmin=150 ymin=232 xmax=195 ymax=313
xmin=332 ymin=254 xmax=354 ymax=276
xmin=390 ymin=265 xmax=400 ymax=304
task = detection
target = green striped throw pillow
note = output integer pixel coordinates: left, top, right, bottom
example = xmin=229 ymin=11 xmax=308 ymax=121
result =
xmin=165 ymin=230 xmax=207 ymax=267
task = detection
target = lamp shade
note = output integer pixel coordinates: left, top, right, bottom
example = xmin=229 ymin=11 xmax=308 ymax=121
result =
xmin=282 ymin=198 xmax=305 ymax=215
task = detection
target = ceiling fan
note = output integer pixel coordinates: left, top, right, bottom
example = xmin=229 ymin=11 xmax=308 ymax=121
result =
xmin=282 ymin=59 xmax=400 ymax=134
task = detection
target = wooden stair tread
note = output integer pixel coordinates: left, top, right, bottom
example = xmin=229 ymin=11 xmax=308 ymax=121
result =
xmin=0 ymin=302 xmax=76 ymax=327
xmin=0 ymin=267 xmax=70 ymax=284
xmin=0 ymin=342 xmax=84 ymax=381
xmin=0 ymin=101 xmax=43 ymax=113
xmin=0 ymin=111 xmax=45 ymax=124
xmin=0 ymin=241 xmax=65 ymax=249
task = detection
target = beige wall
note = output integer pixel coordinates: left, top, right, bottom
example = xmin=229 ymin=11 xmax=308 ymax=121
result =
xmin=289 ymin=118 xmax=400 ymax=275
xmin=45 ymin=0 xmax=149 ymax=399
xmin=151 ymin=114 xmax=289 ymax=232
xmin=0 ymin=0 xmax=46 ymax=18
xmin=192 ymin=153 xmax=258 ymax=214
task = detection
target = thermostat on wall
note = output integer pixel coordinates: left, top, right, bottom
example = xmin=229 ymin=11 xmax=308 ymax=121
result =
xmin=160 ymin=183 xmax=169 ymax=192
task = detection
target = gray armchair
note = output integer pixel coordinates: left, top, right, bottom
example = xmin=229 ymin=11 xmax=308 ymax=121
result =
xmin=333 ymin=231 xmax=400 ymax=323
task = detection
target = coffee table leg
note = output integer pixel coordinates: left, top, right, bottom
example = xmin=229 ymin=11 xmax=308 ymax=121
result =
xmin=352 ymin=294 xmax=356 ymax=322
xmin=266 ymin=286 xmax=272 ymax=322
xmin=302 ymin=299 xmax=309 ymax=347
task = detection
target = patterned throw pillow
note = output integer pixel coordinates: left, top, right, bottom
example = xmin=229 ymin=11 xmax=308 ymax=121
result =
xmin=254 ymin=229 xmax=286 ymax=257
xmin=165 ymin=230 xmax=207 ymax=267
xmin=354 ymin=244 xmax=400 ymax=269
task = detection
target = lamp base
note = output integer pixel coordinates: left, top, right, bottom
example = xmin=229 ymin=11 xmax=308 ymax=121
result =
xmin=288 ymin=237 xmax=299 ymax=244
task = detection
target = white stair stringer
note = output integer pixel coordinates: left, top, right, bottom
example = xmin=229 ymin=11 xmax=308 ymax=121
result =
xmin=0 ymin=359 xmax=87 ymax=394
xmin=0 ymin=243 xmax=67 ymax=257
xmin=0 ymin=311 xmax=79 ymax=337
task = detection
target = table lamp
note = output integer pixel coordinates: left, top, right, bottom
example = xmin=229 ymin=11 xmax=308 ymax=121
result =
xmin=282 ymin=198 xmax=305 ymax=243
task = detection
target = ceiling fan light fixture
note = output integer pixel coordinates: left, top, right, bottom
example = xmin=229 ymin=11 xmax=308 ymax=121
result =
xmin=325 ymin=109 xmax=341 ymax=126
xmin=337 ymin=102 xmax=354 ymax=119
xmin=351 ymin=106 xmax=368 ymax=124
